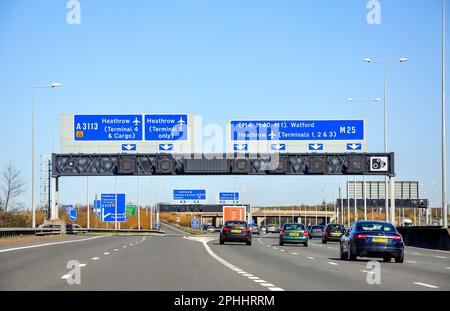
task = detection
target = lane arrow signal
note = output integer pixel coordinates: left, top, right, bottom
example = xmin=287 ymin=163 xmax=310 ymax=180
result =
xmin=271 ymin=144 xmax=286 ymax=151
xmin=122 ymin=144 xmax=136 ymax=151
xmin=347 ymin=143 xmax=362 ymax=150
xmin=159 ymin=144 xmax=174 ymax=151
xmin=309 ymin=143 xmax=324 ymax=151
xmin=234 ymin=144 xmax=248 ymax=151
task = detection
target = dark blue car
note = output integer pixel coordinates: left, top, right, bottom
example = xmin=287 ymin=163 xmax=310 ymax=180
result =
xmin=340 ymin=221 xmax=404 ymax=263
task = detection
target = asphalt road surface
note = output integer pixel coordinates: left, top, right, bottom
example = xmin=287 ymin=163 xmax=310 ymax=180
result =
xmin=0 ymin=224 xmax=449 ymax=291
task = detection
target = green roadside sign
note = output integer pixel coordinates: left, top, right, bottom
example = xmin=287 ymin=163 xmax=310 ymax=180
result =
xmin=125 ymin=205 xmax=136 ymax=216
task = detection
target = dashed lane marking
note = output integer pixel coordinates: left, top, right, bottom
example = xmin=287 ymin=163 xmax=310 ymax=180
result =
xmin=413 ymin=282 xmax=439 ymax=289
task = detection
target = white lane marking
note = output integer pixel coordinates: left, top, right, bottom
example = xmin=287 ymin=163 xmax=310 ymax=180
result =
xmin=307 ymin=256 xmax=315 ymax=260
xmin=328 ymin=262 xmax=338 ymax=266
xmin=237 ymin=271 xmax=247 ymax=274
xmin=91 ymin=257 xmax=99 ymax=261
xmin=280 ymin=249 xmax=286 ymax=252
xmin=261 ymin=283 xmax=275 ymax=287
xmin=198 ymin=238 xmax=284 ymax=291
xmin=0 ymin=235 xmax=109 ymax=253
xmin=129 ymin=244 xmax=134 ymax=246
xmin=103 ymin=252 xmax=110 ymax=255
xmin=243 ymin=274 xmax=254 ymax=277
xmin=412 ymin=252 xmax=421 ymax=255
xmin=114 ymin=249 xmax=119 ymax=251
xmin=327 ymin=247 xmax=333 ymax=249
xmin=272 ymin=247 xmax=278 ymax=250
xmin=445 ymin=267 xmax=450 ymax=270
xmin=122 ymin=246 xmax=127 ymax=248
xmin=413 ymin=282 xmax=439 ymax=289
xmin=268 ymin=287 xmax=284 ymax=291
xmin=291 ymin=253 xmax=298 ymax=255
xmin=266 ymin=245 xmax=271 ymax=247
xmin=406 ymin=260 xmax=417 ymax=264
xmin=61 ymin=274 xmax=70 ymax=279
xmin=407 ymin=246 xmax=450 ymax=254
xmin=435 ymin=256 xmax=447 ymax=259
xmin=79 ymin=263 xmax=87 ymax=267
xmin=360 ymin=270 xmax=372 ymax=273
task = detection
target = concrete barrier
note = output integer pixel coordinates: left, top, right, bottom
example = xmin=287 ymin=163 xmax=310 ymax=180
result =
xmin=396 ymin=226 xmax=450 ymax=251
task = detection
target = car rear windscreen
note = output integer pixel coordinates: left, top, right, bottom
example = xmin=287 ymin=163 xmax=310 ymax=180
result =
xmin=356 ymin=223 xmax=396 ymax=232
xmin=328 ymin=225 xmax=343 ymax=232
xmin=312 ymin=226 xmax=324 ymax=230
xmin=226 ymin=221 xmax=247 ymax=227
xmin=284 ymin=224 xmax=304 ymax=231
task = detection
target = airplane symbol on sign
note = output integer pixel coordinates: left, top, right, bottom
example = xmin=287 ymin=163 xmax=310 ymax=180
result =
xmin=133 ymin=118 xmax=141 ymax=126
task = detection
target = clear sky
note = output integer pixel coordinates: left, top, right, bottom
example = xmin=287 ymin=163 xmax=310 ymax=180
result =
xmin=0 ymin=0 xmax=446 ymax=208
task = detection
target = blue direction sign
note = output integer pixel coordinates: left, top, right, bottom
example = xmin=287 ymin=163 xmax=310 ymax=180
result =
xmin=122 ymin=144 xmax=137 ymax=151
xmin=93 ymin=200 xmax=101 ymax=216
xmin=65 ymin=205 xmax=73 ymax=216
xmin=69 ymin=209 xmax=77 ymax=222
xmin=101 ymin=194 xmax=126 ymax=222
xmin=231 ymin=120 xmax=364 ymax=141
xmin=159 ymin=143 xmax=174 ymax=151
xmin=219 ymin=192 xmax=240 ymax=201
xmin=191 ymin=218 xmax=199 ymax=229
xmin=309 ymin=143 xmax=324 ymax=151
xmin=74 ymin=115 xmax=143 ymax=141
xmin=347 ymin=143 xmax=362 ymax=151
xmin=145 ymin=114 xmax=188 ymax=141
xmin=173 ymin=190 xmax=206 ymax=201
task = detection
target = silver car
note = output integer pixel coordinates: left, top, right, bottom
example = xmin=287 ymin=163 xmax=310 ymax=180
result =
xmin=309 ymin=225 xmax=325 ymax=239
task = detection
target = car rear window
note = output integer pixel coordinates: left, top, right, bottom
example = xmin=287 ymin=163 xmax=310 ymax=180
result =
xmin=284 ymin=224 xmax=304 ymax=231
xmin=356 ymin=223 xmax=396 ymax=232
xmin=312 ymin=226 xmax=324 ymax=230
xmin=226 ymin=221 xmax=247 ymax=227
xmin=327 ymin=225 xmax=343 ymax=232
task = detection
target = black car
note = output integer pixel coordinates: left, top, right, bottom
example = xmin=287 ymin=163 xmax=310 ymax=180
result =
xmin=220 ymin=220 xmax=252 ymax=246
xmin=322 ymin=224 xmax=345 ymax=244
xmin=340 ymin=221 xmax=404 ymax=263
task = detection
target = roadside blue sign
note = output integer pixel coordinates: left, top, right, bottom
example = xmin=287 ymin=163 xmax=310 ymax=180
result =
xmin=101 ymin=193 xmax=126 ymax=222
xmin=74 ymin=115 xmax=143 ymax=141
xmin=154 ymin=222 xmax=159 ymax=229
xmin=219 ymin=192 xmax=240 ymax=201
xmin=191 ymin=218 xmax=199 ymax=229
xmin=93 ymin=200 xmax=101 ymax=216
xmin=173 ymin=190 xmax=206 ymax=201
xmin=69 ymin=209 xmax=77 ymax=222
xmin=233 ymin=144 xmax=248 ymax=151
xmin=145 ymin=114 xmax=188 ymax=141
xmin=347 ymin=143 xmax=362 ymax=151
xmin=231 ymin=120 xmax=364 ymax=141
xmin=65 ymin=205 xmax=73 ymax=216
xmin=309 ymin=143 xmax=324 ymax=151
xmin=159 ymin=143 xmax=174 ymax=151
xmin=122 ymin=144 xmax=137 ymax=151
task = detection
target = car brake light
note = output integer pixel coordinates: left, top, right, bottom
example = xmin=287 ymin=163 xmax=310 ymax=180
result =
xmin=223 ymin=227 xmax=230 ymax=232
xmin=391 ymin=234 xmax=403 ymax=241
xmin=244 ymin=228 xmax=250 ymax=233
xmin=354 ymin=233 xmax=369 ymax=240
xmin=303 ymin=231 xmax=308 ymax=236
xmin=324 ymin=231 xmax=328 ymax=237
xmin=281 ymin=231 xmax=286 ymax=236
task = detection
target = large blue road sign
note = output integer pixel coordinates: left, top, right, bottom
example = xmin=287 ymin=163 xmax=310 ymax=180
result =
xmin=231 ymin=120 xmax=364 ymax=141
xmin=74 ymin=115 xmax=143 ymax=141
xmin=101 ymin=193 xmax=126 ymax=222
xmin=173 ymin=189 xmax=206 ymax=201
xmin=219 ymin=192 xmax=239 ymax=201
xmin=69 ymin=209 xmax=77 ymax=222
xmin=145 ymin=114 xmax=188 ymax=141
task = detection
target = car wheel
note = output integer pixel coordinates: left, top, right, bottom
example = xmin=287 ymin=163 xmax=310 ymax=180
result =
xmin=348 ymin=244 xmax=357 ymax=261
xmin=309 ymin=236 xmax=312 ymax=240
xmin=395 ymin=253 xmax=404 ymax=263
xmin=303 ymin=242 xmax=308 ymax=247
xmin=246 ymin=240 xmax=252 ymax=246
xmin=279 ymin=240 xmax=284 ymax=246
xmin=340 ymin=244 xmax=347 ymax=260
xmin=219 ymin=238 xmax=224 ymax=245
xmin=383 ymin=257 xmax=391 ymax=263
xmin=322 ymin=239 xmax=327 ymax=244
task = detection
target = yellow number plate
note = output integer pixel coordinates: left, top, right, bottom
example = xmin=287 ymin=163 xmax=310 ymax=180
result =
xmin=231 ymin=229 xmax=241 ymax=233
xmin=289 ymin=232 xmax=300 ymax=237
xmin=331 ymin=233 xmax=341 ymax=237
xmin=372 ymin=237 xmax=388 ymax=243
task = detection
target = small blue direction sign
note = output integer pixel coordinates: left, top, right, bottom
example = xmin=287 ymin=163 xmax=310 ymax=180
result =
xmin=145 ymin=114 xmax=188 ymax=141
xmin=74 ymin=115 xmax=143 ymax=141
xmin=159 ymin=143 xmax=174 ymax=151
xmin=347 ymin=143 xmax=362 ymax=151
xmin=219 ymin=192 xmax=240 ymax=201
xmin=191 ymin=218 xmax=199 ymax=229
xmin=271 ymin=143 xmax=286 ymax=151
xmin=309 ymin=143 xmax=324 ymax=151
xmin=101 ymin=194 xmax=126 ymax=222
xmin=234 ymin=144 xmax=248 ymax=151
xmin=69 ymin=209 xmax=77 ymax=222
xmin=231 ymin=120 xmax=364 ymax=141
xmin=173 ymin=190 xmax=206 ymax=201
xmin=122 ymin=144 xmax=137 ymax=152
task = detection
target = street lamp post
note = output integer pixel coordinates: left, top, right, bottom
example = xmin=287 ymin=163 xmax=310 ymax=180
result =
xmin=442 ymin=0 xmax=448 ymax=228
xmin=31 ymin=82 xmax=62 ymax=228
xmin=363 ymin=57 xmax=407 ymax=224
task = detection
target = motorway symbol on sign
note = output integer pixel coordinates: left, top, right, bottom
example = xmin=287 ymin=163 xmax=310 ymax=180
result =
xmin=122 ymin=144 xmax=137 ymax=151
xmin=347 ymin=143 xmax=362 ymax=151
xmin=231 ymin=120 xmax=364 ymax=141
xmin=234 ymin=144 xmax=248 ymax=151
xmin=173 ymin=190 xmax=206 ymax=201
xmin=74 ymin=115 xmax=143 ymax=141
xmin=309 ymin=143 xmax=324 ymax=151
xmin=159 ymin=144 xmax=174 ymax=151
xmin=145 ymin=114 xmax=188 ymax=141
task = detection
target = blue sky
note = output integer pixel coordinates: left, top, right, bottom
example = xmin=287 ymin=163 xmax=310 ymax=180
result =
xmin=0 ymin=0 xmax=446 ymax=208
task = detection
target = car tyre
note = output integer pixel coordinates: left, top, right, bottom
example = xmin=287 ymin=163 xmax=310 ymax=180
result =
xmin=219 ymin=238 xmax=224 ymax=245
xmin=340 ymin=244 xmax=347 ymax=260
xmin=303 ymin=242 xmax=308 ymax=247
xmin=395 ymin=253 xmax=404 ymax=263
xmin=383 ymin=257 xmax=392 ymax=263
xmin=246 ymin=240 xmax=252 ymax=246
xmin=348 ymin=244 xmax=357 ymax=261
xmin=279 ymin=240 xmax=284 ymax=246
xmin=322 ymin=239 xmax=327 ymax=244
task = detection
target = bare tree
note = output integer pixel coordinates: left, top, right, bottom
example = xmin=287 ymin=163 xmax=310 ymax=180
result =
xmin=1 ymin=162 xmax=26 ymax=213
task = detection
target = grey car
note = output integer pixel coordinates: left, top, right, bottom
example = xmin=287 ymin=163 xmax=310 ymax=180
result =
xmin=309 ymin=225 xmax=325 ymax=239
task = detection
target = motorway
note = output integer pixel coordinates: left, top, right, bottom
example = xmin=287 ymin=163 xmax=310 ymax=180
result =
xmin=0 ymin=223 xmax=449 ymax=291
